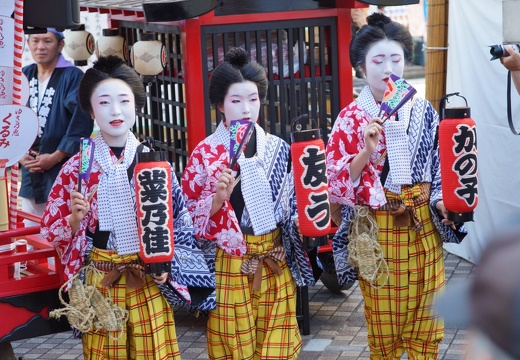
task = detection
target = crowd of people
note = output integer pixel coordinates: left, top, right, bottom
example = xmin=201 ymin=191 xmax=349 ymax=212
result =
xmin=14 ymin=10 xmax=519 ymax=360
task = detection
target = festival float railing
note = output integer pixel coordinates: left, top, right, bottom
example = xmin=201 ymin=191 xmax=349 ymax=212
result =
xmin=0 ymin=211 xmax=70 ymax=344
xmin=0 ymin=0 xmax=75 ymax=349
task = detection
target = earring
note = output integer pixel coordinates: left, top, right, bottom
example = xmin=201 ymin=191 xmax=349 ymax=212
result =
xmin=222 ymin=113 xmax=228 ymax=127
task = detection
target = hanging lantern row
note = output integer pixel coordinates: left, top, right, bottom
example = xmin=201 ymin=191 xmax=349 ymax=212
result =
xmin=63 ymin=26 xmax=165 ymax=80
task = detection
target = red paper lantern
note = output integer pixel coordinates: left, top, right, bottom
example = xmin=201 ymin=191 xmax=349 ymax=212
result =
xmin=291 ymin=117 xmax=331 ymax=238
xmin=134 ymin=150 xmax=174 ymax=274
xmin=438 ymin=93 xmax=478 ymax=222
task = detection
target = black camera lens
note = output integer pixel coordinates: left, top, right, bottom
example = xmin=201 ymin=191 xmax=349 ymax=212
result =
xmin=489 ymin=45 xmax=506 ymax=60
xmin=489 ymin=44 xmax=520 ymax=61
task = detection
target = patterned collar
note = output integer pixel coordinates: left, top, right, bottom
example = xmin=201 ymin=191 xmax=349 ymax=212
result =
xmin=357 ymin=85 xmax=414 ymax=193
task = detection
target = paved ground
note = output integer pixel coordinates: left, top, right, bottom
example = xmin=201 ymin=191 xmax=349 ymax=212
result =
xmin=10 ymin=251 xmax=474 ymax=360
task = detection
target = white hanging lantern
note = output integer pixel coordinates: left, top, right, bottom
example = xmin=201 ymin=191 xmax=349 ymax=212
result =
xmin=131 ymin=32 xmax=167 ymax=82
xmin=64 ymin=24 xmax=95 ymax=66
xmin=96 ymin=28 xmax=127 ymax=61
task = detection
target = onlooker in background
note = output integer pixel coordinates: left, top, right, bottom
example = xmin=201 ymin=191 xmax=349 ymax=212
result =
xmin=500 ymin=46 xmax=520 ymax=95
xmin=20 ymin=28 xmax=93 ymax=225
xmin=351 ymin=7 xmax=368 ymax=31
xmin=351 ymin=7 xmax=368 ymax=79
xmin=436 ymin=225 xmax=520 ymax=360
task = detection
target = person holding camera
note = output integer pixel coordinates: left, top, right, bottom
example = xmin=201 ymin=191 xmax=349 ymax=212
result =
xmin=500 ymin=46 xmax=520 ymax=94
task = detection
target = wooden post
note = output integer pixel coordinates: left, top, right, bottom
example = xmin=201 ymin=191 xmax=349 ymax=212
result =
xmin=425 ymin=0 xmax=448 ymax=112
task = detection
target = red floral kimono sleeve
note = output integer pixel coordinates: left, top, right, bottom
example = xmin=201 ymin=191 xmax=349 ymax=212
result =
xmin=326 ymin=104 xmax=387 ymax=208
xmin=181 ymin=140 xmax=246 ymax=256
xmin=40 ymin=154 xmax=89 ymax=286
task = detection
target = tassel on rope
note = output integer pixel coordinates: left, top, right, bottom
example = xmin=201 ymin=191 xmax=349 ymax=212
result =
xmin=347 ymin=205 xmax=389 ymax=289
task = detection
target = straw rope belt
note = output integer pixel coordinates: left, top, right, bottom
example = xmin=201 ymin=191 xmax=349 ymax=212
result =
xmin=240 ymin=246 xmax=286 ymax=291
xmin=377 ymin=182 xmax=431 ymax=232
xmin=89 ymin=259 xmax=146 ymax=290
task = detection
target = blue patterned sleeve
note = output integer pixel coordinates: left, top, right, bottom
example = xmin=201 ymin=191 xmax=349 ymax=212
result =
xmin=331 ymin=205 xmax=358 ymax=285
xmin=163 ymin=169 xmax=216 ymax=310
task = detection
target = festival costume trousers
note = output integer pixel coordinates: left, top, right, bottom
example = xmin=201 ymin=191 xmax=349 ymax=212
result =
xmin=207 ymin=228 xmax=302 ymax=360
xmin=358 ymin=188 xmax=445 ymax=360
xmin=82 ymin=248 xmax=180 ymax=360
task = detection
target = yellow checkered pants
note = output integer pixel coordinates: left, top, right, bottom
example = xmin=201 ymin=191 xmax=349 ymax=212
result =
xmin=82 ymin=248 xmax=180 ymax=360
xmin=359 ymin=196 xmax=445 ymax=360
xmin=207 ymin=229 xmax=302 ymax=360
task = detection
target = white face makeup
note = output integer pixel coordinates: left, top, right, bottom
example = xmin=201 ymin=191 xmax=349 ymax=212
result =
xmin=90 ymin=78 xmax=136 ymax=147
xmin=219 ymin=80 xmax=261 ymax=127
xmin=363 ymin=38 xmax=405 ymax=102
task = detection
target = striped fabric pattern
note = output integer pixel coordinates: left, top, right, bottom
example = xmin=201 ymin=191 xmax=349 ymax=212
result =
xmin=207 ymin=230 xmax=302 ymax=360
xmin=358 ymin=194 xmax=445 ymax=359
xmin=82 ymin=248 xmax=181 ymax=359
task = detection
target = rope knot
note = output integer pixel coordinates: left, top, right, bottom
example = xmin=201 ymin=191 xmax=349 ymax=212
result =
xmin=347 ymin=205 xmax=389 ymax=289
xmin=400 ymin=184 xmax=422 ymax=207
xmin=98 ymin=262 xmax=146 ymax=290
xmin=240 ymin=246 xmax=285 ymax=291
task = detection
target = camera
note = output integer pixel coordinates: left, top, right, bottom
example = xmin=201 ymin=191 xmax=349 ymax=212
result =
xmin=489 ymin=44 xmax=520 ymax=61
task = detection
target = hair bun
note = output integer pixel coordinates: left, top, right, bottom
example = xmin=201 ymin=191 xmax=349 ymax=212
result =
xmin=93 ymin=55 xmax=126 ymax=72
xmin=224 ymin=47 xmax=249 ymax=68
xmin=366 ymin=12 xmax=391 ymax=28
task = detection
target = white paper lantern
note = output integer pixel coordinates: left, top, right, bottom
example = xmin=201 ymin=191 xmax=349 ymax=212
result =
xmin=64 ymin=25 xmax=95 ymax=66
xmin=131 ymin=32 xmax=166 ymax=81
xmin=96 ymin=28 xmax=127 ymax=61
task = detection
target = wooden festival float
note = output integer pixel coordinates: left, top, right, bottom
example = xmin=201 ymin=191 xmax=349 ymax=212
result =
xmin=0 ymin=1 xmax=74 ymax=357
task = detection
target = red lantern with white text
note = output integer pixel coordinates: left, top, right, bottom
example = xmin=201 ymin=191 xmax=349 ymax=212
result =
xmin=134 ymin=150 xmax=174 ymax=275
xmin=438 ymin=93 xmax=478 ymax=222
xmin=291 ymin=116 xmax=331 ymax=243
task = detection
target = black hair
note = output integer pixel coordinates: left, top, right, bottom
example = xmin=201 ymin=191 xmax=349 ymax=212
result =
xmin=208 ymin=47 xmax=268 ymax=107
xmin=78 ymin=55 xmax=146 ymax=113
xmin=349 ymin=13 xmax=413 ymax=68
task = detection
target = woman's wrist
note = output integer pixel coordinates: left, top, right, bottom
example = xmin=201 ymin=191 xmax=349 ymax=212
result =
xmin=210 ymin=195 xmax=225 ymax=217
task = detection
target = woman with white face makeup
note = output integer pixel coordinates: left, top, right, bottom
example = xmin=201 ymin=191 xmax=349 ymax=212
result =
xmin=182 ymin=47 xmax=314 ymax=360
xmin=40 ymin=56 xmax=213 ymax=359
xmin=326 ymin=13 xmax=466 ymax=360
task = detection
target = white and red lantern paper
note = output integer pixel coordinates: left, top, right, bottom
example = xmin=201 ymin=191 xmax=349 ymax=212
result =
xmin=438 ymin=95 xmax=478 ymax=222
xmin=96 ymin=28 xmax=127 ymax=61
xmin=131 ymin=32 xmax=166 ymax=83
xmin=134 ymin=150 xmax=174 ymax=275
xmin=291 ymin=120 xmax=331 ymax=238
xmin=64 ymin=24 xmax=95 ymax=66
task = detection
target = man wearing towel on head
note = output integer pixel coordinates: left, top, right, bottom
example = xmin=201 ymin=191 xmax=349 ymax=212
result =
xmin=19 ymin=28 xmax=93 ymax=225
